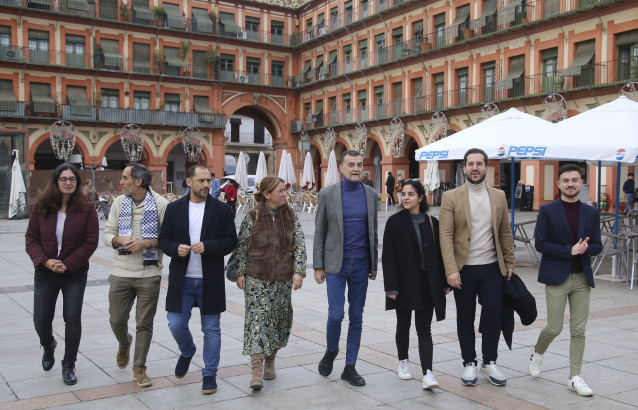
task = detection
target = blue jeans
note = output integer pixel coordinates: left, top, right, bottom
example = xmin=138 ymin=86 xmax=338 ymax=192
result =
xmin=625 ymin=193 xmax=635 ymax=213
xmin=167 ymin=278 xmax=221 ymax=378
xmin=326 ymin=257 xmax=370 ymax=366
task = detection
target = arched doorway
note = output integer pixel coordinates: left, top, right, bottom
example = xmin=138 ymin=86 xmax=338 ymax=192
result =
xmin=408 ymin=141 xmax=419 ymax=179
xmin=104 ymin=140 xmax=147 ymax=170
xmin=33 ymin=141 xmax=82 ymax=170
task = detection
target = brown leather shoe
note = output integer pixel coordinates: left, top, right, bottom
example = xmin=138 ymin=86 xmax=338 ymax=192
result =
xmin=117 ymin=333 xmax=133 ymax=369
xmin=133 ymin=369 xmax=152 ymax=387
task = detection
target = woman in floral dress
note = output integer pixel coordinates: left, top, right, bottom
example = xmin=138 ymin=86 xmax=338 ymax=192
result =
xmin=234 ymin=176 xmax=306 ymax=390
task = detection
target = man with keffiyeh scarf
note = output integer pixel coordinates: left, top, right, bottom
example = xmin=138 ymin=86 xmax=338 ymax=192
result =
xmin=103 ymin=163 xmax=168 ymax=387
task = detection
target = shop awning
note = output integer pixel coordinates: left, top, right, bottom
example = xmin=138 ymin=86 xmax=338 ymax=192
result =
xmin=30 ymin=83 xmax=55 ymax=113
xmin=374 ymin=86 xmax=384 ymax=95
xmin=132 ymin=0 xmax=153 ymax=21
xmin=343 ymin=93 xmax=351 ymax=100
xmin=446 ymin=5 xmax=470 ymax=39
xmin=192 ymin=8 xmax=213 ymax=33
xmin=616 ymin=30 xmax=638 ymax=46
xmin=163 ymin=3 xmax=183 ymax=29
xmin=316 ymin=14 xmax=325 ymax=26
xmin=67 ymin=0 xmax=89 ymax=11
xmin=495 ymin=55 xmax=525 ymax=90
xmin=375 ymin=34 xmax=385 ymax=44
xmin=29 ymin=0 xmax=51 ymax=6
xmin=312 ymin=55 xmax=324 ymax=71
xmin=413 ymin=20 xmax=423 ymax=36
xmin=359 ymin=39 xmax=367 ymax=49
xmin=100 ymin=39 xmax=122 ymax=68
xmin=343 ymin=44 xmax=352 ymax=53
xmin=67 ymin=86 xmax=90 ymax=116
xmin=392 ymin=27 xmax=403 ymax=37
xmin=0 ymin=80 xmax=17 ymax=112
xmin=434 ymin=13 xmax=445 ymax=27
xmin=194 ymin=95 xmax=215 ymax=122
xmin=475 ymin=0 xmax=497 ymax=28
xmin=358 ymin=90 xmax=367 ymax=100
xmin=164 ymin=47 xmax=186 ymax=68
xmin=313 ymin=100 xmax=323 ymax=115
xmin=66 ymin=34 xmax=84 ymax=44
xmin=498 ymin=0 xmax=522 ymax=24
xmin=132 ymin=43 xmax=150 ymax=71
xmin=219 ymin=13 xmax=242 ymax=34
xmin=320 ymin=51 xmax=338 ymax=75
xmin=562 ymin=41 xmax=595 ymax=77
xmin=164 ymin=93 xmax=181 ymax=103
xmin=295 ymin=60 xmax=312 ymax=83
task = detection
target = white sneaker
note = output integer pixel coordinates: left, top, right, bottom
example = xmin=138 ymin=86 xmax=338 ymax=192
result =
xmin=568 ymin=375 xmax=593 ymax=396
xmin=528 ymin=348 xmax=544 ymax=378
xmin=461 ymin=362 xmax=478 ymax=386
xmin=423 ymin=370 xmax=439 ymax=389
xmin=397 ymin=359 xmax=412 ymax=380
xmin=480 ymin=361 xmax=507 ymax=386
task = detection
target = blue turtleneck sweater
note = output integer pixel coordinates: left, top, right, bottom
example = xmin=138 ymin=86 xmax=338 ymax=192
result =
xmin=341 ymin=177 xmax=369 ymax=259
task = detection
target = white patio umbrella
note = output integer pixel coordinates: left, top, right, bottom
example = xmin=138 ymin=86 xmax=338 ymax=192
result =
xmin=325 ymin=149 xmax=340 ymax=187
xmin=550 ymin=96 xmax=638 ymax=163
xmin=254 ymin=151 xmax=267 ymax=188
xmin=277 ymin=149 xmax=288 ymax=183
xmin=423 ymin=160 xmax=440 ymax=194
xmin=8 ymin=155 xmax=26 ymax=219
xmin=300 ymin=151 xmax=316 ymax=191
xmin=415 ymin=107 xmax=556 ymax=161
xmin=286 ymin=152 xmax=297 ymax=190
xmin=234 ymin=151 xmax=248 ymax=192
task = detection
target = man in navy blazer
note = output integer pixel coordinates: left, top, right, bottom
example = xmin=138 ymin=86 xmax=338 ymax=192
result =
xmin=528 ymin=164 xmax=601 ymax=397
xmin=159 ymin=165 xmax=237 ymax=395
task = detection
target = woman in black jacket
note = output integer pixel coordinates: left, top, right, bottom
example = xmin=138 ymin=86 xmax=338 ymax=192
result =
xmin=382 ymin=180 xmax=448 ymax=390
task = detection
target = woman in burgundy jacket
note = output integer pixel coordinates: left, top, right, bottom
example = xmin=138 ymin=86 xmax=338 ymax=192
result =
xmin=25 ymin=164 xmax=99 ymax=386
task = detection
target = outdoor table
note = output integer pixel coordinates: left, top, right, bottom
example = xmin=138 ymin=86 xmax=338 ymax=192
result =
xmin=620 ymin=229 xmax=638 ymax=290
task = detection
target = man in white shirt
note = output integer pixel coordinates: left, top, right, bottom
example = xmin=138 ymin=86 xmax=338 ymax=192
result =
xmin=159 ymin=165 xmax=237 ymax=395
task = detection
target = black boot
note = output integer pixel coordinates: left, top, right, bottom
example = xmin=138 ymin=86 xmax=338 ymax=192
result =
xmin=42 ymin=339 xmax=57 ymax=371
xmin=318 ymin=349 xmax=338 ymax=376
xmin=341 ymin=364 xmax=365 ymax=386
xmin=62 ymin=361 xmax=77 ymax=385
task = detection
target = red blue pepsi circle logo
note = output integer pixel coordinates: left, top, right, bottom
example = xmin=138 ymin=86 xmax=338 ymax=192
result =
xmin=617 ymin=149 xmax=626 ymax=161
xmin=497 ymin=146 xmax=505 ymax=157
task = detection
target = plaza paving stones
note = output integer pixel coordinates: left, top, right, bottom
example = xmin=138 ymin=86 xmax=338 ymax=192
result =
xmin=1 ymin=208 xmax=637 ymax=409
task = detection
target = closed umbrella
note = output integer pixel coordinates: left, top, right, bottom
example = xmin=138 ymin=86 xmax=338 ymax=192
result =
xmin=9 ymin=156 xmax=26 ymax=219
xmin=286 ymin=152 xmax=297 ymax=187
xmin=234 ymin=151 xmax=248 ymax=192
xmin=300 ymin=151 xmax=316 ymax=191
xmin=254 ymin=151 xmax=267 ymax=188
xmin=325 ymin=149 xmax=340 ymax=187
xmin=277 ymin=149 xmax=288 ymax=184
xmin=423 ymin=160 xmax=440 ymax=194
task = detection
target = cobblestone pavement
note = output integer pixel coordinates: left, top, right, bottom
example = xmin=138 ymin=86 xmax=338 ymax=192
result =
xmin=0 ymin=206 xmax=637 ymax=409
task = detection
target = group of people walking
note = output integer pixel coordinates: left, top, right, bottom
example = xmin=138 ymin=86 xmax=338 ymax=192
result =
xmin=24 ymin=147 xmax=601 ymax=399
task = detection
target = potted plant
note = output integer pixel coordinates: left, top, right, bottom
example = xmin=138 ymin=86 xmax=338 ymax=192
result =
xmin=420 ymin=37 xmax=431 ymax=51
xmin=180 ymin=41 xmax=190 ymax=69
xmin=119 ymin=1 xmax=129 ymax=21
xmin=153 ymin=49 xmax=166 ymax=73
xmin=153 ymin=6 xmax=166 ymax=26
xmin=95 ymin=89 xmax=104 ymax=106
xmin=203 ymin=47 xmax=219 ymax=78
xmin=462 ymin=28 xmax=474 ymax=39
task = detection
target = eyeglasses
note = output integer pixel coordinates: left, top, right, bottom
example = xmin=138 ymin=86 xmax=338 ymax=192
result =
xmin=59 ymin=177 xmax=77 ymax=184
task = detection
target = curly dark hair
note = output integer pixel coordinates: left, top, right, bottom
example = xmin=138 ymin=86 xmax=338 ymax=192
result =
xmin=398 ymin=179 xmax=429 ymax=214
xmin=36 ymin=164 xmax=87 ymax=216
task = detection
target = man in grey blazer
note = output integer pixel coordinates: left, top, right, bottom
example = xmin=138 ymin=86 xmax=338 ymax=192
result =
xmin=314 ymin=150 xmax=378 ymax=386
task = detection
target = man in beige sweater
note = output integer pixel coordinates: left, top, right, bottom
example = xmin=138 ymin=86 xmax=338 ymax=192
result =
xmin=439 ymin=148 xmax=515 ymax=387
xmin=104 ymin=163 xmax=168 ymax=387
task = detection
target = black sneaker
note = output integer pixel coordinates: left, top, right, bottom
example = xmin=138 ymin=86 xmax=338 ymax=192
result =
xmin=175 ymin=350 xmax=195 ymax=379
xmin=318 ymin=349 xmax=339 ymax=376
xmin=341 ymin=365 xmax=365 ymax=386
xmin=202 ymin=376 xmax=217 ymax=395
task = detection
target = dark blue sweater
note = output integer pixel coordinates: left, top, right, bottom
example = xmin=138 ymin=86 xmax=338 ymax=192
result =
xmin=341 ymin=178 xmax=369 ymax=259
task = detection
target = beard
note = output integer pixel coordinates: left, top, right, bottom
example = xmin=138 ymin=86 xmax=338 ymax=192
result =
xmin=191 ymin=188 xmax=210 ymax=200
xmin=465 ymin=171 xmax=486 ymax=185
xmin=560 ymin=188 xmax=580 ymax=199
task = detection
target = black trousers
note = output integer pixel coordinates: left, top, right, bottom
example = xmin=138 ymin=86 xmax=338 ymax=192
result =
xmin=387 ymin=191 xmax=396 ymax=205
xmin=453 ymin=262 xmax=502 ymax=365
xmin=33 ymin=267 xmax=88 ymax=364
xmin=395 ymin=287 xmax=435 ymax=371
